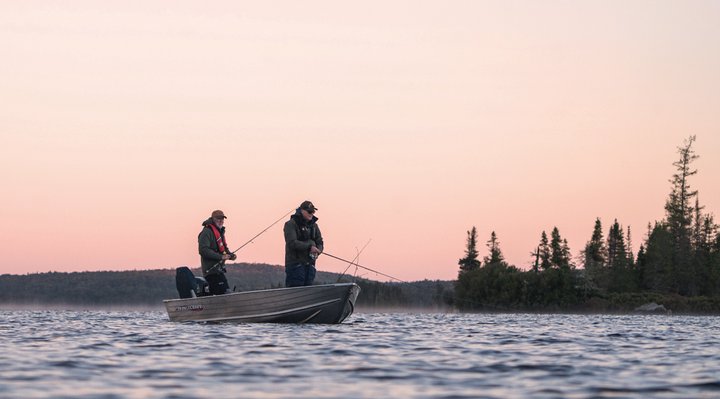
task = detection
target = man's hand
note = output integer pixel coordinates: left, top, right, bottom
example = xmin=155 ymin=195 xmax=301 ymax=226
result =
xmin=229 ymin=253 xmax=237 ymax=261
xmin=222 ymin=254 xmax=231 ymax=261
xmin=310 ymin=246 xmax=322 ymax=255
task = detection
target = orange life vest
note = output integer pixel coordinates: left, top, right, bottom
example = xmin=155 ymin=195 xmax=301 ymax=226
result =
xmin=206 ymin=224 xmax=227 ymax=254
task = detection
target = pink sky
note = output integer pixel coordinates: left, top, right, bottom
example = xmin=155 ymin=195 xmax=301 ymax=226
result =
xmin=1 ymin=1 xmax=719 ymax=281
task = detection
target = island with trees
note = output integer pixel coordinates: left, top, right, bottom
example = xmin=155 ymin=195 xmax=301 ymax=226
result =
xmin=456 ymin=136 xmax=720 ymax=313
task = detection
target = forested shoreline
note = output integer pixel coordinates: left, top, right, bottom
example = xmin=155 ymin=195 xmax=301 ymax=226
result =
xmin=0 ymin=263 xmax=453 ymax=311
xmin=2 ymin=263 xmax=717 ymax=313
xmin=2 ymin=137 xmax=718 ymax=315
xmin=456 ymin=136 xmax=720 ymax=314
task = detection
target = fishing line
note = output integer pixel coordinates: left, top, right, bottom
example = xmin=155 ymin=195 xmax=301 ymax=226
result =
xmin=322 ymin=252 xmax=406 ymax=283
xmin=336 ymin=239 xmax=372 ymax=283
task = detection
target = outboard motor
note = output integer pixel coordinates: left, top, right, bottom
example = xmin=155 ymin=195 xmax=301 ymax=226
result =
xmin=175 ymin=267 xmax=210 ymax=298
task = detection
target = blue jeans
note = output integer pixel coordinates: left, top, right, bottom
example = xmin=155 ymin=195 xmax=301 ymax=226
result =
xmin=285 ymin=263 xmax=316 ymax=287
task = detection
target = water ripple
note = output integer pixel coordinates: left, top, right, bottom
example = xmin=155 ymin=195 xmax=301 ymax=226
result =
xmin=1 ymin=311 xmax=719 ymax=398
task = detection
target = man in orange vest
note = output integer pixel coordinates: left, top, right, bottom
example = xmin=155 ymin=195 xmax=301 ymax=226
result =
xmin=198 ymin=210 xmax=237 ymax=295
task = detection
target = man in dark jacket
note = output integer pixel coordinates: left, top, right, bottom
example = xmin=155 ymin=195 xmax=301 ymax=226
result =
xmin=284 ymin=200 xmax=323 ymax=287
xmin=198 ymin=209 xmax=237 ymax=295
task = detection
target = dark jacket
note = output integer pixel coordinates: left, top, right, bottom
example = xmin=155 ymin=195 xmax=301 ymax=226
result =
xmin=283 ymin=209 xmax=323 ymax=266
xmin=198 ymin=218 xmax=228 ymax=276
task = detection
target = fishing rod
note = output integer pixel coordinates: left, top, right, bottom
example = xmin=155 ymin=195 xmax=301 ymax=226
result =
xmin=206 ymin=209 xmax=293 ymax=274
xmin=322 ymin=252 xmax=406 ymax=283
xmin=336 ymin=239 xmax=372 ymax=283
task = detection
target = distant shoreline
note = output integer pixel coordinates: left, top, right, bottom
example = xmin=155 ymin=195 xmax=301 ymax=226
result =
xmin=2 ymin=266 xmax=718 ymax=315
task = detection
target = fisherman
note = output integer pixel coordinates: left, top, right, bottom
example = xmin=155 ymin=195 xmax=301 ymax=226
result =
xmin=283 ymin=201 xmax=323 ymax=287
xmin=199 ymin=210 xmax=237 ymax=295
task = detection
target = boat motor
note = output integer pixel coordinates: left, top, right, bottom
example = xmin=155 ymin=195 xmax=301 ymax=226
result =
xmin=175 ymin=267 xmax=210 ymax=298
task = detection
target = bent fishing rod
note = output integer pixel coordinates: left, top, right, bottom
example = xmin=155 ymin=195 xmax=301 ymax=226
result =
xmin=206 ymin=209 xmax=293 ymax=274
xmin=322 ymin=252 xmax=406 ymax=283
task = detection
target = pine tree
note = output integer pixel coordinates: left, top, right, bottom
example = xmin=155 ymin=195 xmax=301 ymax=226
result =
xmin=626 ymin=225 xmax=635 ymax=267
xmin=458 ymin=227 xmax=481 ymax=274
xmin=484 ymin=231 xmax=504 ymax=265
xmin=642 ymin=222 xmax=675 ymax=292
xmin=583 ymin=218 xmax=606 ymax=268
xmin=694 ymin=208 xmax=718 ymax=295
xmin=562 ymin=239 xmax=572 ymax=269
xmin=607 ymin=220 xmax=628 ymax=270
xmin=666 ymin=136 xmax=699 ymax=238
xmin=582 ymin=218 xmax=607 ymax=291
xmin=636 ymin=244 xmax=646 ymax=287
xmin=665 ymin=135 xmax=699 ymax=294
xmin=538 ymin=231 xmax=551 ymax=271
xmin=606 ymin=219 xmax=632 ymax=292
xmin=531 ymin=246 xmax=540 ymax=273
xmin=550 ymin=227 xmax=570 ymax=269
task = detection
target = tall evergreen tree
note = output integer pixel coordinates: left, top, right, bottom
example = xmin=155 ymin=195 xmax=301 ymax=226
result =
xmin=458 ymin=226 xmax=481 ymax=274
xmin=531 ymin=246 xmax=540 ymax=273
xmin=641 ymin=222 xmax=675 ymax=292
xmin=562 ymin=239 xmax=572 ymax=268
xmin=635 ymin=244 xmax=646 ymax=287
xmin=665 ymin=135 xmax=699 ymax=295
xmin=582 ymin=218 xmax=607 ymax=291
xmin=484 ymin=231 xmax=504 ymax=265
xmin=626 ymin=225 xmax=635 ymax=267
xmin=583 ymin=218 xmax=606 ymax=268
xmin=550 ymin=227 xmax=570 ymax=270
xmin=666 ymin=135 xmax=699 ymax=238
xmin=607 ymin=220 xmax=628 ymax=270
xmin=693 ymin=209 xmax=718 ymax=296
xmin=538 ymin=231 xmax=551 ymax=271
xmin=606 ymin=219 xmax=633 ymax=292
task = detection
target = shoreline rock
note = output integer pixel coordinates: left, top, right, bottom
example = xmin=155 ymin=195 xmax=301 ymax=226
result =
xmin=634 ymin=302 xmax=671 ymax=315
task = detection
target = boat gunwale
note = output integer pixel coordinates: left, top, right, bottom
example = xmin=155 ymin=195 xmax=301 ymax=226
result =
xmin=162 ymin=282 xmax=358 ymax=304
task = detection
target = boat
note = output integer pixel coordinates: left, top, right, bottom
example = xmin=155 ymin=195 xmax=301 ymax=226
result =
xmin=164 ymin=267 xmax=360 ymax=323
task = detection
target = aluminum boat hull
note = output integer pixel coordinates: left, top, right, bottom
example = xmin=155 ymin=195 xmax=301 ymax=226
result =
xmin=164 ymin=283 xmax=360 ymax=324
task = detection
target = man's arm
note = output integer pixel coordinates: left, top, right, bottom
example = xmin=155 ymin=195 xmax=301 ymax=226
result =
xmin=313 ymin=225 xmax=324 ymax=253
xmin=199 ymin=230 xmax=224 ymax=261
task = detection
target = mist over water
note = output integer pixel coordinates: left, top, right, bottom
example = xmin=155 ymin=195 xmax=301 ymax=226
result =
xmin=1 ymin=311 xmax=719 ymax=398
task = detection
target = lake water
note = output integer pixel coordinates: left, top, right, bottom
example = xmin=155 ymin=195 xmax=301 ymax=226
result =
xmin=1 ymin=310 xmax=719 ymax=398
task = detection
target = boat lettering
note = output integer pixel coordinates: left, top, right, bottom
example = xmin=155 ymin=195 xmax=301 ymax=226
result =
xmin=175 ymin=304 xmax=204 ymax=312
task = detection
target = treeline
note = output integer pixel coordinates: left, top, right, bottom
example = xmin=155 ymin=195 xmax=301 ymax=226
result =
xmin=0 ymin=263 xmax=452 ymax=309
xmin=456 ymin=136 xmax=720 ymax=313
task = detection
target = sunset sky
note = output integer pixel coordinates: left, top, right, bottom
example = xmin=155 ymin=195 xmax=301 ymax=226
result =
xmin=1 ymin=1 xmax=719 ymax=281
